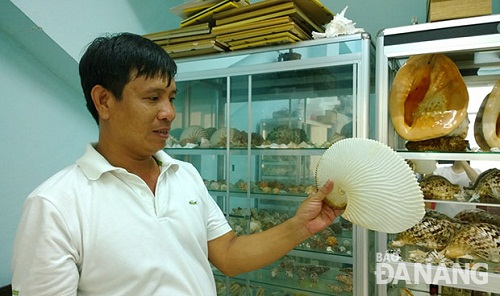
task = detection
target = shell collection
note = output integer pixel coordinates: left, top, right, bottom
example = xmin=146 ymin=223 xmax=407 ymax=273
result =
xmin=203 ymin=178 xmax=316 ymax=196
xmin=416 ymin=168 xmax=500 ymax=203
xmin=228 ymin=207 xmax=353 ymax=256
xmin=165 ymin=124 xmax=348 ymax=149
xmin=389 ymin=208 xmax=500 ymax=266
xmin=214 ymin=258 xmax=353 ymax=295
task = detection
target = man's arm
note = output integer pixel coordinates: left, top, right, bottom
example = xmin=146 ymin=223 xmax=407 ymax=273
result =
xmin=12 ymin=197 xmax=79 ymax=296
xmin=207 ymin=180 xmax=342 ymax=276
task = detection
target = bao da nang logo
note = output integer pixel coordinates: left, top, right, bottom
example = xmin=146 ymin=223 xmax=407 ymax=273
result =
xmin=375 ymin=253 xmax=489 ymax=285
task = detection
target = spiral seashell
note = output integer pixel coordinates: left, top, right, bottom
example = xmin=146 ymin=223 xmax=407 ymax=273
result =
xmin=315 ymin=138 xmax=424 ymax=233
xmin=179 ymin=125 xmax=208 ymax=146
xmin=209 ymin=127 xmax=247 ymax=148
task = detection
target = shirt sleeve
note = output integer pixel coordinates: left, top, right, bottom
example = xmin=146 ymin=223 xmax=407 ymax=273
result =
xmin=205 ymin=190 xmax=232 ymax=241
xmin=12 ymin=196 xmax=79 ymax=296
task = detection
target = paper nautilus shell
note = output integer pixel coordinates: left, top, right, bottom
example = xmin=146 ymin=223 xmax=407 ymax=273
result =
xmin=315 ymin=138 xmax=425 ymax=233
xmin=474 ymin=80 xmax=500 ymax=151
xmin=389 ymin=54 xmax=469 ymax=141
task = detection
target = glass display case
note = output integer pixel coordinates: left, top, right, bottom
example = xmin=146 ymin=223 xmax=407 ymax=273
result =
xmin=166 ymin=33 xmax=375 ymax=295
xmin=375 ymin=15 xmax=500 ymax=296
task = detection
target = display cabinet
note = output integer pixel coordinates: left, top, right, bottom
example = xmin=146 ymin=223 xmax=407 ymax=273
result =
xmin=375 ymin=15 xmax=500 ymax=296
xmin=165 ymin=33 xmax=375 ymax=295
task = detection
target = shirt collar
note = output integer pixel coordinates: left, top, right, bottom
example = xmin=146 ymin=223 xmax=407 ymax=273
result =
xmin=76 ymin=143 xmax=180 ymax=181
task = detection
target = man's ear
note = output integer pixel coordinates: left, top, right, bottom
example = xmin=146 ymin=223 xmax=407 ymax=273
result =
xmin=91 ymin=85 xmax=113 ymax=120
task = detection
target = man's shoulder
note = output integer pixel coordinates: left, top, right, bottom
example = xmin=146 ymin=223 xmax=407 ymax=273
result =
xmin=29 ymin=163 xmax=85 ymax=200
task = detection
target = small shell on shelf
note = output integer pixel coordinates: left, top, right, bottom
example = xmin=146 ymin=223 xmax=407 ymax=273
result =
xmin=407 ymin=159 xmax=437 ymax=174
xmin=315 ymin=138 xmax=425 ymax=233
xmin=419 ymin=175 xmax=461 ymax=200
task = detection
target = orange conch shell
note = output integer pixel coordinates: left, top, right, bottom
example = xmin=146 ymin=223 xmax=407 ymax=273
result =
xmin=474 ymin=80 xmax=500 ymax=151
xmin=389 ymin=54 xmax=469 ymax=141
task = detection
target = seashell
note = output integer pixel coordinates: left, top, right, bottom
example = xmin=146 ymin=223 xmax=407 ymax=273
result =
xmin=474 ymin=80 xmax=500 ymax=151
xmin=315 ymin=138 xmax=425 ymax=233
xmin=179 ymin=125 xmax=207 ymax=146
xmin=312 ymin=6 xmax=364 ymax=39
xmin=266 ymin=125 xmax=307 ymax=145
xmin=454 ymin=208 xmax=500 ymax=227
xmin=389 ymin=54 xmax=469 ymax=142
xmin=389 ymin=216 xmax=457 ymax=250
xmin=209 ymin=127 xmax=247 ymax=148
xmin=419 ymin=175 xmax=461 ymax=200
xmin=440 ymin=223 xmax=500 ymax=262
xmin=204 ymin=127 xmax=216 ymax=139
xmin=407 ymin=159 xmax=437 ymax=174
xmin=424 ymin=209 xmax=458 ymax=224
xmin=405 ymin=136 xmax=468 ymax=152
xmin=464 ymin=168 xmax=500 ymax=201
xmin=251 ymin=132 xmax=264 ymax=147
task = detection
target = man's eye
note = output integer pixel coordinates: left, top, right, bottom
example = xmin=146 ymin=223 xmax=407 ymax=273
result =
xmin=170 ymin=97 xmax=176 ymax=103
xmin=149 ymin=97 xmax=159 ymax=101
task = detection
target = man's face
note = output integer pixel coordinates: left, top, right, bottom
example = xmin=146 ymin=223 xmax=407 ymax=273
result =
xmin=106 ymin=74 xmax=177 ymax=157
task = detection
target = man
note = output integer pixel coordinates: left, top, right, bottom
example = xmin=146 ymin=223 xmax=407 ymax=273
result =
xmin=11 ymin=32 xmax=341 ymax=295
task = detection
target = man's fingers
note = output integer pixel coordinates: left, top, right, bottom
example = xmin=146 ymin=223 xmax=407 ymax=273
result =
xmin=317 ymin=179 xmax=334 ymax=197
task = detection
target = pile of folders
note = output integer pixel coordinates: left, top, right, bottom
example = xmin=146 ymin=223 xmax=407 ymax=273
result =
xmin=144 ymin=0 xmax=333 ymax=58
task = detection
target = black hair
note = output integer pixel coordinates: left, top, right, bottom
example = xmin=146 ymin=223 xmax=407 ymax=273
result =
xmin=79 ymin=32 xmax=177 ymax=124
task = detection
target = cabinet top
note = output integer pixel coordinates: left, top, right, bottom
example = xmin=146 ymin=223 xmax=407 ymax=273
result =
xmin=378 ymin=14 xmax=500 ymax=46
xmin=175 ymin=33 xmax=373 ymax=80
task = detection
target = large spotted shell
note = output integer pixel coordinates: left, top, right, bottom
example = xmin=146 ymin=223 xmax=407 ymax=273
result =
xmin=389 ymin=216 xmax=457 ymax=251
xmin=454 ymin=208 xmax=500 ymax=227
xmin=464 ymin=168 xmax=500 ymax=200
xmin=440 ymin=223 xmax=500 ymax=262
xmin=419 ymin=175 xmax=461 ymax=200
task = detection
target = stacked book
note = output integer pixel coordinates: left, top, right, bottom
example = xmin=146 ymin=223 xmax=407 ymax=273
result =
xmin=144 ymin=0 xmax=333 ymax=58
xmin=213 ymin=0 xmax=333 ymax=51
xmin=144 ymin=0 xmax=250 ymax=58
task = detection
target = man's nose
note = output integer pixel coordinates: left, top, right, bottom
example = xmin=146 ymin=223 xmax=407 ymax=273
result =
xmin=158 ymin=102 xmax=175 ymax=121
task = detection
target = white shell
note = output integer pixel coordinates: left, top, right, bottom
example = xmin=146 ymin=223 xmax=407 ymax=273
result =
xmin=312 ymin=6 xmax=364 ymax=39
xmin=315 ymin=138 xmax=425 ymax=233
xmin=408 ymin=159 xmax=437 ymax=174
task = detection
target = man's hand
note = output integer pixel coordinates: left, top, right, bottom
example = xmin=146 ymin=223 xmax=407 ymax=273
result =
xmin=295 ymin=179 xmax=344 ymax=235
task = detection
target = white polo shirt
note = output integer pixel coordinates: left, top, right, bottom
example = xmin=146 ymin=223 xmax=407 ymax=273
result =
xmin=12 ymin=144 xmax=232 ymax=296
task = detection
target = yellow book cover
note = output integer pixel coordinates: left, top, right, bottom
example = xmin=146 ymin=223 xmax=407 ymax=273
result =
xmin=180 ymin=0 xmax=249 ymax=28
xmin=211 ymin=15 xmax=292 ymax=35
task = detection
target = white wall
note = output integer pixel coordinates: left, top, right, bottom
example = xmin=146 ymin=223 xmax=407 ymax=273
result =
xmin=1 ymin=0 xmax=499 ymax=287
